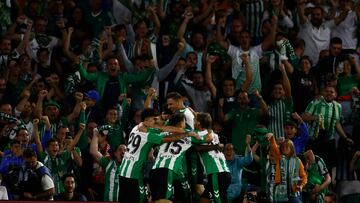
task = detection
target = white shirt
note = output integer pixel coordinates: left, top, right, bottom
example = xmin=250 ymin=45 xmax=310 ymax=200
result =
xmin=34 ymin=162 xmax=55 ymax=192
xmin=29 ymin=35 xmax=59 ymax=65
xmin=227 ymin=44 xmax=263 ymax=93
xmin=331 ymin=10 xmax=358 ymax=50
xmin=0 ymin=186 xmax=8 ymax=200
xmin=297 ymin=20 xmax=335 ymax=64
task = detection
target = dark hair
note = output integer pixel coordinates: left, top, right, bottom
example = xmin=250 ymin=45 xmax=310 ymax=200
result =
xmin=57 ymin=125 xmax=68 ymax=132
xmin=196 ymin=113 xmax=212 ymax=129
xmin=299 ymin=55 xmax=313 ymax=67
xmin=325 ymin=73 xmax=338 ymax=83
xmin=191 ymin=29 xmax=206 ymax=41
xmin=284 ymin=120 xmax=297 ymax=128
xmin=10 ymin=139 xmax=20 ymax=146
xmin=293 ymin=38 xmax=305 ymax=49
xmin=23 ymin=148 xmax=37 ymax=159
xmin=34 ymin=16 xmax=48 ymax=23
xmin=167 ymin=113 xmax=185 ymax=126
xmin=114 ymin=24 xmax=126 ymax=32
xmin=166 ymin=92 xmax=183 ymax=101
xmin=192 ymin=70 xmax=204 ymax=79
xmin=186 ymin=51 xmax=197 ymax=58
xmin=106 ymin=106 xmax=117 ymax=113
xmin=276 ymin=32 xmax=287 ymax=39
xmin=61 ymin=173 xmax=76 ymax=183
xmin=46 ymin=138 xmax=58 ymax=148
xmin=134 ymin=18 xmax=149 ymax=30
xmin=312 ymin=6 xmax=325 ymax=14
xmin=235 ymin=89 xmax=248 ymax=98
xmin=106 ymin=57 xmax=119 ymax=63
xmin=161 ymin=104 xmax=172 ymax=115
xmin=0 ymin=36 xmax=11 ymax=43
xmin=222 ymin=77 xmax=236 ymax=86
xmin=36 ymin=48 xmax=50 ymax=56
xmin=240 ymin=29 xmax=251 ymax=36
xmin=136 ymin=53 xmax=153 ymax=61
xmin=16 ymin=127 xmax=28 ymax=136
xmin=141 ymin=108 xmax=159 ymax=121
xmin=330 ymin=37 xmax=342 ymax=45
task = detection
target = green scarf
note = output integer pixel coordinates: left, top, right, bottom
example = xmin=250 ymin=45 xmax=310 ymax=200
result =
xmin=274 ymin=156 xmax=300 ymax=202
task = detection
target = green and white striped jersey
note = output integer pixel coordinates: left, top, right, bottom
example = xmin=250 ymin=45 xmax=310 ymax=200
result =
xmin=153 ymin=134 xmax=206 ymax=174
xmin=197 ymin=130 xmax=229 ymax=175
xmin=305 ymin=97 xmax=341 ymax=140
xmin=153 ymin=137 xmax=192 ymax=175
xmin=99 ymin=157 xmax=121 ymax=201
xmin=120 ymin=125 xmax=164 ymax=179
xmin=268 ymin=99 xmax=293 ymax=140
xmin=39 ymin=151 xmax=71 ymax=195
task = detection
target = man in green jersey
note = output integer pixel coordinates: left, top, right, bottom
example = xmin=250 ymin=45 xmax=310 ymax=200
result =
xmin=220 ymin=90 xmax=267 ymax=155
xmin=149 ymin=113 xmax=212 ymax=203
xmin=166 ymin=92 xmax=195 ymax=130
xmin=90 ymin=125 xmax=126 ymax=201
xmin=166 ymin=91 xmax=203 ymax=200
xmin=34 ymin=120 xmax=85 ymax=195
xmin=195 ymin=113 xmax=231 ymax=203
xmin=302 ymin=86 xmax=353 ymax=168
xmin=119 ymin=108 xmax=199 ymax=203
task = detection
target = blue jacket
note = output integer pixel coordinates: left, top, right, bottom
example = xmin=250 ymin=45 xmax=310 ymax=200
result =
xmin=292 ymin=122 xmax=309 ymax=155
xmin=0 ymin=153 xmax=23 ymax=175
xmin=226 ymin=150 xmax=253 ymax=199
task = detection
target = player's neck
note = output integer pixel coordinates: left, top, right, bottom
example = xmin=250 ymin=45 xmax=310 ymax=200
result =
xmin=139 ymin=123 xmax=148 ymax=132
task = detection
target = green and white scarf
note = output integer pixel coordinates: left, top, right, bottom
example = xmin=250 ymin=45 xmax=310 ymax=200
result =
xmin=274 ymin=156 xmax=301 ymax=202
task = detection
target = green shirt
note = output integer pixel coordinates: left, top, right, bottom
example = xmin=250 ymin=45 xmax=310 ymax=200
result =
xmin=306 ymin=155 xmax=329 ymax=195
xmin=268 ymin=99 xmax=293 ymax=140
xmin=78 ymin=63 xmax=155 ymax=98
xmin=106 ymin=99 xmax=130 ymax=150
xmin=227 ymin=107 xmax=261 ymax=154
xmin=196 ymin=130 xmax=229 ymax=175
xmin=99 ymin=157 xmax=121 ymax=201
xmin=305 ymin=97 xmax=341 ymax=140
xmin=153 ymin=136 xmax=206 ymax=175
xmin=39 ymin=151 xmax=71 ymax=194
xmin=337 ymin=75 xmax=359 ymax=96
xmin=119 ymin=125 xmax=164 ymax=179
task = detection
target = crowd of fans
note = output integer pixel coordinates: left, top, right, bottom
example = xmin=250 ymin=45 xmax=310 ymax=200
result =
xmin=0 ymin=0 xmax=359 ymax=202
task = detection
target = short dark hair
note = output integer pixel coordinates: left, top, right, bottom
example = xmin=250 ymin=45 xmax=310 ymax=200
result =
xmin=196 ymin=113 xmax=212 ymax=129
xmin=141 ymin=108 xmax=159 ymax=121
xmin=167 ymin=113 xmax=185 ymax=126
xmin=186 ymin=51 xmax=197 ymax=58
xmin=240 ymin=29 xmax=251 ymax=36
xmin=113 ymin=24 xmax=126 ymax=32
xmin=312 ymin=6 xmax=324 ymax=14
xmin=10 ymin=139 xmax=20 ymax=146
xmin=284 ymin=120 xmax=297 ymax=128
xmin=222 ymin=78 xmax=236 ymax=86
xmin=61 ymin=173 xmax=76 ymax=183
xmin=36 ymin=48 xmax=50 ymax=56
xmin=0 ymin=36 xmax=11 ymax=43
xmin=46 ymin=138 xmax=58 ymax=148
xmin=166 ymin=92 xmax=183 ymax=101
xmin=134 ymin=18 xmax=149 ymax=30
xmin=192 ymin=71 xmax=204 ymax=79
xmin=330 ymin=37 xmax=342 ymax=45
xmin=23 ymin=148 xmax=37 ymax=159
